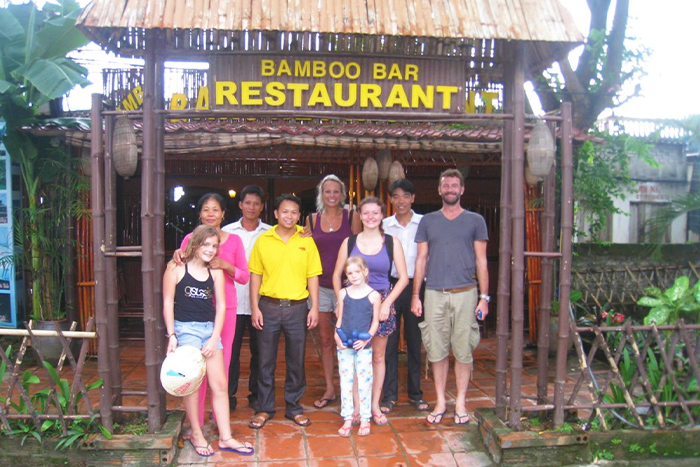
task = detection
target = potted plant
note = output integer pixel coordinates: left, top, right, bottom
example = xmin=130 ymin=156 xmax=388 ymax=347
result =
xmin=0 ymin=0 xmax=90 ymax=360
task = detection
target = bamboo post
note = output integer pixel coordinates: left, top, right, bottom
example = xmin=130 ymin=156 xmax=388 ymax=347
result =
xmin=553 ymin=102 xmax=574 ymax=427
xmin=141 ymin=30 xmax=166 ymax=431
xmin=495 ymin=49 xmax=514 ymax=420
xmin=536 ymin=138 xmax=556 ymax=402
xmin=154 ymin=50 xmax=167 ymax=416
xmin=91 ymin=94 xmax=113 ymax=431
xmin=104 ymin=114 xmax=123 ymax=409
xmin=508 ymin=42 xmax=526 ymax=430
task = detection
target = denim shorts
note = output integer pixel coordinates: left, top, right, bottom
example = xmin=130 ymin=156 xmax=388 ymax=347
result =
xmin=174 ymin=320 xmax=223 ymax=350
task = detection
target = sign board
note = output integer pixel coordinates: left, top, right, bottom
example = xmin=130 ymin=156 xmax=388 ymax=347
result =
xmin=208 ymin=54 xmax=465 ymax=115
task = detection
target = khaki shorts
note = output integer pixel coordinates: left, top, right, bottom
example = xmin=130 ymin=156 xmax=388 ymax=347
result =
xmin=317 ymin=286 xmax=338 ymax=312
xmin=419 ymin=287 xmax=480 ymax=363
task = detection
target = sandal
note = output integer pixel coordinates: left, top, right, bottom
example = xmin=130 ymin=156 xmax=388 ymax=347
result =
xmin=454 ymin=412 xmax=470 ymax=425
xmin=372 ymin=412 xmax=388 ymax=426
xmin=313 ymin=396 xmax=337 ymax=409
xmin=188 ymin=439 xmax=214 ymax=457
xmin=408 ymin=398 xmax=431 ymax=411
xmin=357 ymin=421 xmax=371 ymax=437
xmin=338 ymin=424 xmax=352 ymax=437
xmin=426 ymin=410 xmax=446 ymax=425
xmin=249 ymin=412 xmax=271 ymax=429
xmin=285 ymin=413 xmax=312 ymax=427
xmin=218 ymin=438 xmax=255 ymax=456
xmin=379 ymin=400 xmax=396 ymax=414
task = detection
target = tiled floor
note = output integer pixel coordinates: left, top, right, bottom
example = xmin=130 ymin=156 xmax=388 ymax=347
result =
xmin=116 ymin=328 xmax=520 ymax=466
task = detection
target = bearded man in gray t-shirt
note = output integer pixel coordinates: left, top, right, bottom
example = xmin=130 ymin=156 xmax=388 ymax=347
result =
xmin=411 ymin=168 xmax=489 ymax=426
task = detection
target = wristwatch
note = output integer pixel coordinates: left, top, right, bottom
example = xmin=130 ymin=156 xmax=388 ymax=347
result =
xmin=479 ymin=294 xmax=491 ymax=303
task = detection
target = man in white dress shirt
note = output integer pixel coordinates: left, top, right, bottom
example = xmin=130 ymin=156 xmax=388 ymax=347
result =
xmin=380 ymin=179 xmax=431 ymax=414
xmin=222 ymin=185 xmax=271 ymax=411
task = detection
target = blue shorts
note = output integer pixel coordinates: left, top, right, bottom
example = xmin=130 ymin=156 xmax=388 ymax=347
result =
xmin=174 ymin=320 xmax=223 ymax=350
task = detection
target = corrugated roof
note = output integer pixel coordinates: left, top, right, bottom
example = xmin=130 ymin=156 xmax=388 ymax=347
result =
xmin=78 ymin=0 xmax=582 ymax=43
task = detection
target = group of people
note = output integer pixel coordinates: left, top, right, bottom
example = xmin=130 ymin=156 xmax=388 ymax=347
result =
xmin=162 ymin=168 xmax=489 ymax=456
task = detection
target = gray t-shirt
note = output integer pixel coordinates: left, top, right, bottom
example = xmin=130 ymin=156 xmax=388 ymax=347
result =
xmin=415 ymin=210 xmax=488 ymax=289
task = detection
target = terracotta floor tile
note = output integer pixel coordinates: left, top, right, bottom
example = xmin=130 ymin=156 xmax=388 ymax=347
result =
xmin=309 ymin=458 xmax=359 ymax=467
xmin=357 ymin=455 xmax=408 ymax=466
xmin=256 ymin=461 xmax=308 ymax=467
xmin=404 ymin=451 xmax=459 ymax=467
xmin=354 ymin=432 xmax=401 ymax=457
xmin=452 ymin=451 xmax=497 ymax=466
xmin=441 ymin=430 xmax=469 ymax=452
xmin=256 ymin=420 xmax=304 ymax=437
xmin=389 ymin=416 xmax=440 ymax=433
xmin=307 ymin=434 xmax=355 ymax=458
xmin=257 ymin=435 xmax=306 ymax=460
xmin=305 ymin=421 xmax=343 ymax=436
xmin=397 ymin=431 xmax=451 ymax=455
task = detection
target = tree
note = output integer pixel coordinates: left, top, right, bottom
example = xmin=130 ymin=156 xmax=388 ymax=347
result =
xmin=0 ymin=0 xmax=90 ymax=321
xmin=534 ymin=0 xmax=648 ymax=132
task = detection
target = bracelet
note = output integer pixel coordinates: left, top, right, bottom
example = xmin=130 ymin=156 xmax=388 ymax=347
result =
xmin=412 ymin=293 xmax=420 ymax=296
xmin=166 ymin=332 xmax=176 ymax=338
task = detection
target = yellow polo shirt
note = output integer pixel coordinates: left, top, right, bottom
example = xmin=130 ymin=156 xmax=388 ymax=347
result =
xmin=248 ymin=225 xmax=322 ymax=300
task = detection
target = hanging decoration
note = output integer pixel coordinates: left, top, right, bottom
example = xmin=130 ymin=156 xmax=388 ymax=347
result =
xmin=376 ymin=150 xmax=392 ymax=180
xmin=362 ymin=157 xmax=378 ymax=191
xmin=526 ymin=120 xmax=555 ymax=178
xmin=388 ymin=160 xmax=405 ymax=185
xmin=525 ymin=165 xmax=542 ymax=186
xmin=112 ymin=116 xmax=138 ymax=177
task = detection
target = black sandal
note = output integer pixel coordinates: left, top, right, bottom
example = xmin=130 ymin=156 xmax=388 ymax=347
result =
xmin=379 ymin=400 xmax=396 ymax=414
xmin=408 ymin=398 xmax=431 ymax=411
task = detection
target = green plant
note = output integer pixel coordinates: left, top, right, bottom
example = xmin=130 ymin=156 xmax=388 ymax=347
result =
xmin=629 ymin=443 xmax=642 ymax=453
xmin=0 ymin=345 xmax=111 ymax=449
xmin=638 ymin=276 xmax=700 ymax=326
xmin=610 ymin=438 xmax=622 ymax=445
xmin=0 ymin=0 xmax=90 ymax=321
xmin=594 ymin=449 xmax=615 ymax=460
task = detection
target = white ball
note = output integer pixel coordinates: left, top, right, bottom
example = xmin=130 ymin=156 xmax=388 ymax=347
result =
xmin=160 ymin=345 xmax=206 ymax=397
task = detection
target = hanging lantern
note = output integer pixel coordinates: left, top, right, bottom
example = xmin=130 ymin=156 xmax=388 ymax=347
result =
xmin=388 ymin=160 xmax=405 ymax=185
xmin=526 ymin=120 xmax=555 ymax=178
xmin=362 ymin=157 xmax=378 ymax=191
xmin=112 ymin=116 xmax=138 ymax=177
xmin=376 ymin=150 xmax=392 ymax=180
xmin=525 ymin=165 xmax=542 ymax=186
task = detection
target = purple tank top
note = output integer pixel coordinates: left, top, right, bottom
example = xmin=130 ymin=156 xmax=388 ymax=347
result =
xmin=350 ymin=243 xmax=391 ymax=291
xmin=312 ymin=209 xmax=352 ymax=288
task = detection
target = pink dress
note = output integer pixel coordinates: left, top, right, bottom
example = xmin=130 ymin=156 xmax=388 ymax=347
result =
xmin=180 ymin=231 xmax=249 ymax=423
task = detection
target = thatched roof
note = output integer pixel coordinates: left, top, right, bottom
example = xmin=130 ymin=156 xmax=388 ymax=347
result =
xmin=77 ymin=0 xmax=583 ymax=76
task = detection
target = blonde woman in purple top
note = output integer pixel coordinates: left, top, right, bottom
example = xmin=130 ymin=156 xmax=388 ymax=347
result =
xmin=304 ymin=175 xmax=361 ymax=409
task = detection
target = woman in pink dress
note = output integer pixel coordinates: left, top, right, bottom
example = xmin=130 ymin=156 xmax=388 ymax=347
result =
xmin=176 ymin=193 xmax=249 ymax=425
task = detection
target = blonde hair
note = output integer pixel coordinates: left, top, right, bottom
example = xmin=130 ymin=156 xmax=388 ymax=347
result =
xmin=182 ymin=225 xmax=219 ymax=263
xmin=345 ymin=255 xmax=369 ymax=283
xmin=316 ymin=175 xmax=347 ymax=212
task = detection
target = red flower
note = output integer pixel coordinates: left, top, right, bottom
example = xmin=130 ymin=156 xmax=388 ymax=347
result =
xmin=601 ymin=310 xmax=608 ymax=319
xmin=612 ymin=313 xmax=625 ymax=323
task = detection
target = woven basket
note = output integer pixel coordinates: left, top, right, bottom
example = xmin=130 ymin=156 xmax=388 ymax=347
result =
xmin=526 ymin=120 xmax=555 ymax=178
xmin=362 ymin=157 xmax=378 ymax=191
xmin=112 ymin=116 xmax=138 ymax=177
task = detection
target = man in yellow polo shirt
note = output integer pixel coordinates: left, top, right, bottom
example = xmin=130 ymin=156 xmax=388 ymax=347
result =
xmin=248 ymin=194 xmax=322 ymax=429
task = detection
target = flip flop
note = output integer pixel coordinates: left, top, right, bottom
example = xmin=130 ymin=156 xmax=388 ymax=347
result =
xmin=426 ymin=410 xmax=447 ymax=425
xmin=379 ymin=400 xmax=396 ymax=414
xmin=219 ymin=439 xmax=255 ymax=456
xmin=338 ymin=425 xmax=352 ymax=437
xmin=313 ymin=396 xmax=337 ymax=409
xmin=188 ymin=439 xmax=214 ymax=457
xmin=285 ymin=413 xmax=312 ymax=427
xmin=372 ymin=412 xmax=388 ymax=426
xmin=357 ymin=422 xmax=371 ymax=437
xmin=249 ymin=412 xmax=271 ymax=429
xmin=408 ymin=398 xmax=431 ymax=411
xmin=454 ymin=412 xmax=470 ymax=425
